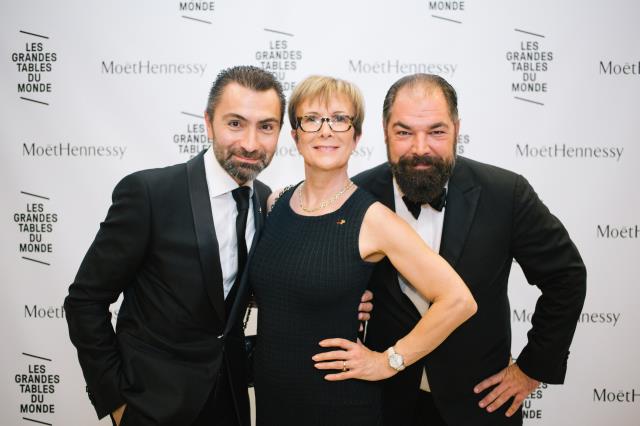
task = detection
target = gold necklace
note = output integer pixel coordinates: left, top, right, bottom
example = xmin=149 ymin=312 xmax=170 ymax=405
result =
xmin=298 ymin=179 xmax=354 ymax=213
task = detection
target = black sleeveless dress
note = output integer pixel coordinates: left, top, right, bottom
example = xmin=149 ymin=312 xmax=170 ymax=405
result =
xmin=249 ymin=185 xmax=381 ymax=426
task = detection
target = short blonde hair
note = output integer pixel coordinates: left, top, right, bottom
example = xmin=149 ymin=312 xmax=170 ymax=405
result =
xmin=288 ymin=75 xmax=365 ymax=137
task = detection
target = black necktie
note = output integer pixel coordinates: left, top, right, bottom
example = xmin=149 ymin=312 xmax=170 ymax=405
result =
xmin=402 ymin=188 xmax=447 ymax=220
xmin=226 ymin=186 xmax=250 ymax=315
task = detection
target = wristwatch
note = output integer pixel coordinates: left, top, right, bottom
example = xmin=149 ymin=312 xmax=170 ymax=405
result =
xmin=387 ymin=346 xmax=405 ymax=371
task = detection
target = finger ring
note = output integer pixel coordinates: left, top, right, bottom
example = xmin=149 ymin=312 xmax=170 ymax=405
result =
xmin=342 ymin=361 xmax=348 ymax=372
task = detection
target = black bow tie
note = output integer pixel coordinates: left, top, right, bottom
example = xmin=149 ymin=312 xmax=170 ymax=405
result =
xmin=402 ymin=189 xmax=447 ymax=220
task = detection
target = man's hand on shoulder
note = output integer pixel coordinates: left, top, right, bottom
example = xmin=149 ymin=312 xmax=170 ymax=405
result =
xmin=474 ymin=361 xmax=540 ymax=417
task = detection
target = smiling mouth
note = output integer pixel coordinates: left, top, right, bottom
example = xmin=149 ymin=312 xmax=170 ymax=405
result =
xmin=313 ymin=146 xmax=339 ymax=151
xmin=233 ymin=154 xmax=261 ymax=164
xmin=412 ymin=164 xmax=432 ymax=169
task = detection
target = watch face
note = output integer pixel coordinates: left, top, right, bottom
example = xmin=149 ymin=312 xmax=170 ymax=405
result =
xmin=389 ymin=353 xmax=403 ymax=369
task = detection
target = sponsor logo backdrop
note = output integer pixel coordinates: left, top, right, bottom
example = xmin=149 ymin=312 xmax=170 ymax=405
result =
xmin=2 ymin=0 xmax=638 ymax=424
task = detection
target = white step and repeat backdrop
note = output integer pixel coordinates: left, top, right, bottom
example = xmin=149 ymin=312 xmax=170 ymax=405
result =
xmin=2 ymin=0 xmax=638 ymax=425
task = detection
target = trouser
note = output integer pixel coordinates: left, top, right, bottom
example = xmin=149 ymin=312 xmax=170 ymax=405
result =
xmin=192 ymin=365 xmax=239 ymax=426
xmin=412 ymin=390 xmax=448 ymax=426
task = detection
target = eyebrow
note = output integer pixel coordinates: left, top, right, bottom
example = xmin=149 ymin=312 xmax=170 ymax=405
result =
xmin=223 ymin=113 xmax=247 ymax=121
xmin=392 ymin=121 xmax=411 ymax=130
xmin=428 ymin=121 xmax=450 ymax=129
xmin=392 ymin=120 xmax=450 ymax=130
xmin=302 ymin=110 xmax=350 ymax=116
xmin=223 ymin=113 xmax=278 ymax=124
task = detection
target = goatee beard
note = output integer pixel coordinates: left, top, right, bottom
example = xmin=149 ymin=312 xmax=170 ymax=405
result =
xmin=214 ymin=144 xmax=270 ymax=184
xmin=389 ymin=154 xmax=454 ymax=204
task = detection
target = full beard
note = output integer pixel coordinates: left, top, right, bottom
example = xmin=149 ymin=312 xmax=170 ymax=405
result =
xmin=389 ymin=151 xmax=455 ymax=204
xmin=213 ymin=143 xmax=271 ymax=184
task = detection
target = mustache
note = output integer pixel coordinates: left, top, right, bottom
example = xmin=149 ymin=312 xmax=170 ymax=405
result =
xmin=389 ymin=152 xmax=453 ymax=204
xmin=401 ymin=155 xmax=437 ymax=167
xmin=228 ymin=147 xmax=267 ymax=162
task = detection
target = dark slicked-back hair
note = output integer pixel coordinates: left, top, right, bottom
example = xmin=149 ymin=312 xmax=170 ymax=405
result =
xmin=205 ymin=65 xmax=286 ymax=125
xmin=382 ymin=74 xmax=458 ymax=127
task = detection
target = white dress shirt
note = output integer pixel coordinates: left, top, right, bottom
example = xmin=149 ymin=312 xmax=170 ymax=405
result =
xmin=393 ymin=178 xmax=447 ymax=392
xmin=203 ymin=148 xmax=255 ymax=299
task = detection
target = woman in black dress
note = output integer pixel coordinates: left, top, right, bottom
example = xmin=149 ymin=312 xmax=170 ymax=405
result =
xmin=249 ymin=76 xmax=477 ymax=426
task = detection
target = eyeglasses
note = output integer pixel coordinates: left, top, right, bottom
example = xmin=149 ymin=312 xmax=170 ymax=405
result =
xmin=296 ymin=114 xmax=354 ymax=133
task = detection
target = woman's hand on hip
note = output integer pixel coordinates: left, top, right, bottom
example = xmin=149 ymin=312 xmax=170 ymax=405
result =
xmin=312 ymin=338 xmax=396 ymax=382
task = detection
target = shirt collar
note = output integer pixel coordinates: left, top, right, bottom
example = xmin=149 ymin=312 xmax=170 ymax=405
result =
xmin=203 ymin=147 xmax=254 ymax=198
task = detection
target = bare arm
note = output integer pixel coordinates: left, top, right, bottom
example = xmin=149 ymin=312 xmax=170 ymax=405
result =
xmin=314 ymin=202 xmax=476 ymax=380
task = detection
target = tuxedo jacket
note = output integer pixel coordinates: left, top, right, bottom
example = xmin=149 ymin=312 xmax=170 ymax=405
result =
xmin=64 ymin=151 xmax=269 ymax=426
xmin=353 ymin=158 xmax=586 ymax=426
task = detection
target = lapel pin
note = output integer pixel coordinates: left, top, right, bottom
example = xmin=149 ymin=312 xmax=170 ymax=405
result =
xmin=336 ymin=219 xmax=346 ymax=225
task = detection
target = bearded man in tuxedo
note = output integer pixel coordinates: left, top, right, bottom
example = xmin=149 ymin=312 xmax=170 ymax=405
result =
xmin=353 ymin=73 xmax=586 ymax=426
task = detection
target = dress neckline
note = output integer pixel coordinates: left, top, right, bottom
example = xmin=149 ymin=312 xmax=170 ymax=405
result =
xmin=285 ymin=181 xmax=361 ymax=220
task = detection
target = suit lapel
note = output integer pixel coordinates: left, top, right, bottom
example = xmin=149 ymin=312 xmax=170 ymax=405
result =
xmin=367 ymin=165 xmax=422 ymax=321
xmin=440 ymin=158 xmax=481 ymax=267
xmin=251 ymin=184 xmax=265 ymax=240
xmin=367 ymin=163 xmax=395 ymax=210
xmin=186 ymin=151 xmax=226 ymax=324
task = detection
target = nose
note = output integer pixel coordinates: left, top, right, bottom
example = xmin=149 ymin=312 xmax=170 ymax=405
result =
xmin=319 ymin=118 xmax=333 ymax=138
xmin=242 ymin=127 xmax=259 ymax=152
xmin=413 ymin=133 xmax=431 ymax=156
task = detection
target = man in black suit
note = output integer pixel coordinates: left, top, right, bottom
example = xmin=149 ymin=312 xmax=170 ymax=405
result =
xmin=353 ymin=74 xmax=586 ymax=425
xmin=64 ymin=66 xmax=284 ymax=426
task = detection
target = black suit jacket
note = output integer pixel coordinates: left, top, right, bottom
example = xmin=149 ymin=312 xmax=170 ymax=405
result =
xmin=353 ymin=158 xmax=586 ymax=426
xmin=64 ymin=151 xmax=269 ymax=426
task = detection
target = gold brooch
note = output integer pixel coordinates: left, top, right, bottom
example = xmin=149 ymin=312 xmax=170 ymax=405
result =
xmin=336 ymin=219 xmax=346 ymax=225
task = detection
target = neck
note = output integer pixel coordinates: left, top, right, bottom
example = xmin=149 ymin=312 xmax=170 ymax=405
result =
xmin=301 ymin=166 xmax=350 ymax=206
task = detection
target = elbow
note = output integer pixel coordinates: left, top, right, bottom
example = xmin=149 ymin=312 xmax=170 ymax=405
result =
xmin=455 ymin=291 xmax=477 ymax=322
xmin=464 ymin=294 xmax=478 ymax=321
xmin=578 ymin=264 xmax=587 ymax=296
xmin=434 ymin=280 xmax=477 ymax=324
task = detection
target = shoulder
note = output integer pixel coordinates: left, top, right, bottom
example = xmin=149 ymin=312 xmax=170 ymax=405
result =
xmin=454 ymin=158 xmax=544 ymax=219
xmin=363 ymin=200 xmax=391 ymax=220
xmin=253 ymin=179 xmax=272 ymax=210
xmin=352 ymin=163 xmax=391 ymax=188
xmin=361 ymin=201 xmax=405 ymax=234
xmin=254 ymin=179 xmax=272 ymax=198
xmin=452 ymin=156 xmax=526 ymax=195
xmin=122 ymin=161 xmax=187 ymax=186
xmin=113 ymin=161 xmax=190 ymax=205
xmin=266 ymin=184 xmax=297 ymax=212
xmin=456 ymin=156 xmax=519 ymax=182
xmin=360 ymin=201 xmax=423 ymax=257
